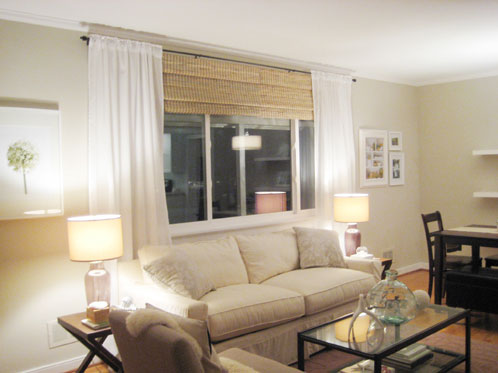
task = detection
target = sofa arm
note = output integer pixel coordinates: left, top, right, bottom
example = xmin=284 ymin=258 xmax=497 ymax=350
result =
xmin=344 ymin=257 xmax=382 ymax=282
xmin=120 ymin=282 xmax=208 ymax=321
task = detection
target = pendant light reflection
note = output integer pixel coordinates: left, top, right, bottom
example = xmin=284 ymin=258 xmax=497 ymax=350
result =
xmin=232 ymin=132 xmax=262 ymax=150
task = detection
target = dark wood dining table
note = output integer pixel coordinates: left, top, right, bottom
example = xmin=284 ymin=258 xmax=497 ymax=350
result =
xmin=433 ymin=224 xmax=498 ymax=305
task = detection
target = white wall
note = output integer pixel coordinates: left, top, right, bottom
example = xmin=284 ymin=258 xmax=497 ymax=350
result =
xmin=418 ymin=78 xmax=498 ymax=259
xmin=0 ymin=20 xmax=91 ymax=373
xmin=0 ymin=19 xmax=426 ymax=372
xmin=352 ymin=78 xmax=424 ymax=268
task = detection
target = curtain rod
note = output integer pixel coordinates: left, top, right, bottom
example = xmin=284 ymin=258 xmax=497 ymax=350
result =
xmin=80 ymin=36 xmax=356 ymax=82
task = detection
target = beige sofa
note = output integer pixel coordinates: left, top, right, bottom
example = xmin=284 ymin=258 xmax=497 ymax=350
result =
xmin=118 ymin=228 xmax=381 ymax=365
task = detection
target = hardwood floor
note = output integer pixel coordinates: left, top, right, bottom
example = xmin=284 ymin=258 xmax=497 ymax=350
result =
xmin=71 ymin=270 xmax=497 ymax=372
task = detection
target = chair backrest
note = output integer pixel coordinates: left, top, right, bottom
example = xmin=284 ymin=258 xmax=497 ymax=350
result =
xmin=109 ymin=310 xmax=204 ymax=373
xmin=421 ymin=211 xmax=444 ymax=269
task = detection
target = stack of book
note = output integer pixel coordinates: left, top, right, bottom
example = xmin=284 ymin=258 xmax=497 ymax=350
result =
xmin=383 ymin=343 xmax=434 ymax=371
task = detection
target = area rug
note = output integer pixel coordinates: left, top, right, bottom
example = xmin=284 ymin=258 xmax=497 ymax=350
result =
xmin=298 ymin=333 xmax=498 ymax=372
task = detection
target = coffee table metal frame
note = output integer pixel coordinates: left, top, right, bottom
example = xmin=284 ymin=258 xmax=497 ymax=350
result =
xmin=298 ymin=305 xmax=470 ymax=373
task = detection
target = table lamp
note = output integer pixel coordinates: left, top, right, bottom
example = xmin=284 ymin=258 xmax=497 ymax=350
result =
xmin=67 ymin=215 xmax=123 ymax=316
xmin=333 ymin=193 xmax=369 ymax=256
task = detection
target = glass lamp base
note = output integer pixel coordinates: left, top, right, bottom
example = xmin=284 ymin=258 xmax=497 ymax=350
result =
xmin=85 ymin=261 xmax=110 ymax=307
xmin=344 ymin=223 xmax=361 ymax=256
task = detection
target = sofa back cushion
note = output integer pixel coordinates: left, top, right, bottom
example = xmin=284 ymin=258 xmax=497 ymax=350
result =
xmin=234 ymin=230 xmax=300 ymax=283
xmin=138 ymin=236 xmax=248 ymax=288
xmin=178 ymin=236 xmax=249 ymax=288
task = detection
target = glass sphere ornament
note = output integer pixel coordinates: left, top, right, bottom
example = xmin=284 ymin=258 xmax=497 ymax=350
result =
xmin=413 ymin=289 xmax=431 ymax=310
xmin=366 ymin=270 xmax=417 ymax=325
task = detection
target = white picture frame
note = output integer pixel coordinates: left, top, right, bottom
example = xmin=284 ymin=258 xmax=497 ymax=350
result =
xmin=359 ymin=129 xmax=388 ymax=187
xmin=388 ymin=131 xmax=403 ymax=151
xmin=389 ymin=152 xmax=405 ymax=186
xmin=0 ymin=105 xmax=63 ymax=220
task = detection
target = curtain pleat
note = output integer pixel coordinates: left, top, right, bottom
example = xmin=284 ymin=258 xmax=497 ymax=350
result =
xmin=312 ymin=71 xmax=356 ymax=239
xmin=88 ymin=35 xmax=171 ymax=261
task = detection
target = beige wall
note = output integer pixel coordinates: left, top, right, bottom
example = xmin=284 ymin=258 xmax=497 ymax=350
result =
xmin=418 ymin=78 xmax=498 ymax=258
xmin=352 ymin=78 xmax=424 ymax=268
xmin=0 ymin=20 xmax=91 ymax=372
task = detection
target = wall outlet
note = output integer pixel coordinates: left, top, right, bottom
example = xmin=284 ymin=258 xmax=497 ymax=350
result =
xmin=382 ymin=250 xmax=393 ymax=260
xmin=47 ymin=320 xmax=76 ymax=349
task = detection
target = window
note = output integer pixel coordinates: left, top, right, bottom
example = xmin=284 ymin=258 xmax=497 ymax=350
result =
xmin=162 ymin=51 xmax=315 ymax=228
xmin=163 ymin=114 xmax=206 ymax=224
xmin=164 ymin=114 xmax=314 ymax=224
xmin=299 ymin=120 xmax=315 ymax=210
xmin=211 ymin=115 xmax=291 ymax=218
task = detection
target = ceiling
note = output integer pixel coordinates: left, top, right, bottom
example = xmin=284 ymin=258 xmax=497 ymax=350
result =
xmin=2 ymin=0 xmax=498 ymax=86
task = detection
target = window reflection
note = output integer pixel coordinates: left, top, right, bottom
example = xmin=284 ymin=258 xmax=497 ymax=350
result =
xmin=164 ymin=114 xmax=206 ymax=224
xmin=211 ymin=115 xmax=291 ymax=219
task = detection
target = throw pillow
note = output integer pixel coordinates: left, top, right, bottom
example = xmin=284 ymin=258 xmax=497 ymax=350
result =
xmin=138 ymin=245 xmax=169 ymax=284
xmin=143 ymin=247 xmax=215 ymax=300
xmin=293 ymin=227 xmax=346 ymax=269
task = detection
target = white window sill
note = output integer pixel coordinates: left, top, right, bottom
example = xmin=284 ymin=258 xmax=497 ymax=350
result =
xmin=169 ymin=209 xmax=316 ymax=238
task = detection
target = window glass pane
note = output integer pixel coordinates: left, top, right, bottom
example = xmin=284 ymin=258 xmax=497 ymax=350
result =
xmin=299 ymin=120 xmax=315 ymax=210
xmin=164 ymin=114 xmax=206 ymax=223
xmin=211 ymin=115 xmax=291 ymax=219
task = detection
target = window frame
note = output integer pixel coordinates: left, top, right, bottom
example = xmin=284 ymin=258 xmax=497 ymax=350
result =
xmin=167 ymin=115 xmax=316 ymax=237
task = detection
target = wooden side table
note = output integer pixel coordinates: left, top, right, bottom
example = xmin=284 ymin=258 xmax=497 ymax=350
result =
xmin=58 ymin=312 xmax=122 ymax=373
xmin=378 ymin=257 xmax=393 ymax=279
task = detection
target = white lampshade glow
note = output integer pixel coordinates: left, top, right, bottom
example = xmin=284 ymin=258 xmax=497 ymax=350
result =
xmin=232 ymin=135 xmax=262 ymax=150
xmin=67 ymin=214 xmax=124 ymax=308
xmin=67 ymin=214 xmax=124 ymax=262
xmin=333 ymin=193 xmax=369 ymax=223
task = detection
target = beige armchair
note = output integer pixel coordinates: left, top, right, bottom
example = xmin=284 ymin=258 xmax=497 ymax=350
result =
xmin=109 ymin=310 xmax=301 ymax=373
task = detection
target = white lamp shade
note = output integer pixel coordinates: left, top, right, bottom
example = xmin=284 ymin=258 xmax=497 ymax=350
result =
xmin=67 ymin=215 xmax=124 ymax=262
xmin=255 ymin=191 xmax=286 ymax=214
xmin=333 ymin=193 xmax=369 ymax=223
xmin=232 ymin=135 xmax=262 ymax=150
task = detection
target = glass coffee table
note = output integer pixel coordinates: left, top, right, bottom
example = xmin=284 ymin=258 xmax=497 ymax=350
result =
xmin=298 ymin=304 xmax=470 ymax=372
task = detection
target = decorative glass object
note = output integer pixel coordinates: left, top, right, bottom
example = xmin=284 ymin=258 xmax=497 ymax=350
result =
xmin=347 ymin=294 xmax=385 ymax=351
xmin=85 ymin=261 xmax=111 ymax=306
xmin=367 ymin=270 xmax=417 ymax=325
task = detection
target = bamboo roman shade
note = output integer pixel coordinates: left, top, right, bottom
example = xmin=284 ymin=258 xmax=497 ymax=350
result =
xmin=163 ymin=52 xmax=314 ymax=120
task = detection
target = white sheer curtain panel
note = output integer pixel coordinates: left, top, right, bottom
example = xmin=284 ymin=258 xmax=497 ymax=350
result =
xmin=88 ymin=35 xmax=171 ymax=260
xmin=312 ymin=71 xmax=356 ymax=230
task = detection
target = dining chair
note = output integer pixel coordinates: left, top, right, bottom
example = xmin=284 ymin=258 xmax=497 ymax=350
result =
xmin=421 ymin=211 xmax=473 ymax=297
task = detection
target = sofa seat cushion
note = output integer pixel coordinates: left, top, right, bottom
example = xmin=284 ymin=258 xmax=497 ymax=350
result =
xmin=201 ymin=284 xmax=305 ymax=342
xmin=262 ymin=268 xmax=376 ymax=316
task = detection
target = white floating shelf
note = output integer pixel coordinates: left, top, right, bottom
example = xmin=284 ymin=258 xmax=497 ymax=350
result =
xmin=473 ymin=192 xmax=498 ymax=198
xmin=472 ymin=149 xmax=498 ymax=155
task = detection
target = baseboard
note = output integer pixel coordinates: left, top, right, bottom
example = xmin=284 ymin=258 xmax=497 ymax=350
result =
xmin=20 ymin=355 xmax=98 ymax=373
xmin=21 ymin=338 xmax=117 ymax=373
xmin=397 ymin=262 xmax=428 ymax=275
